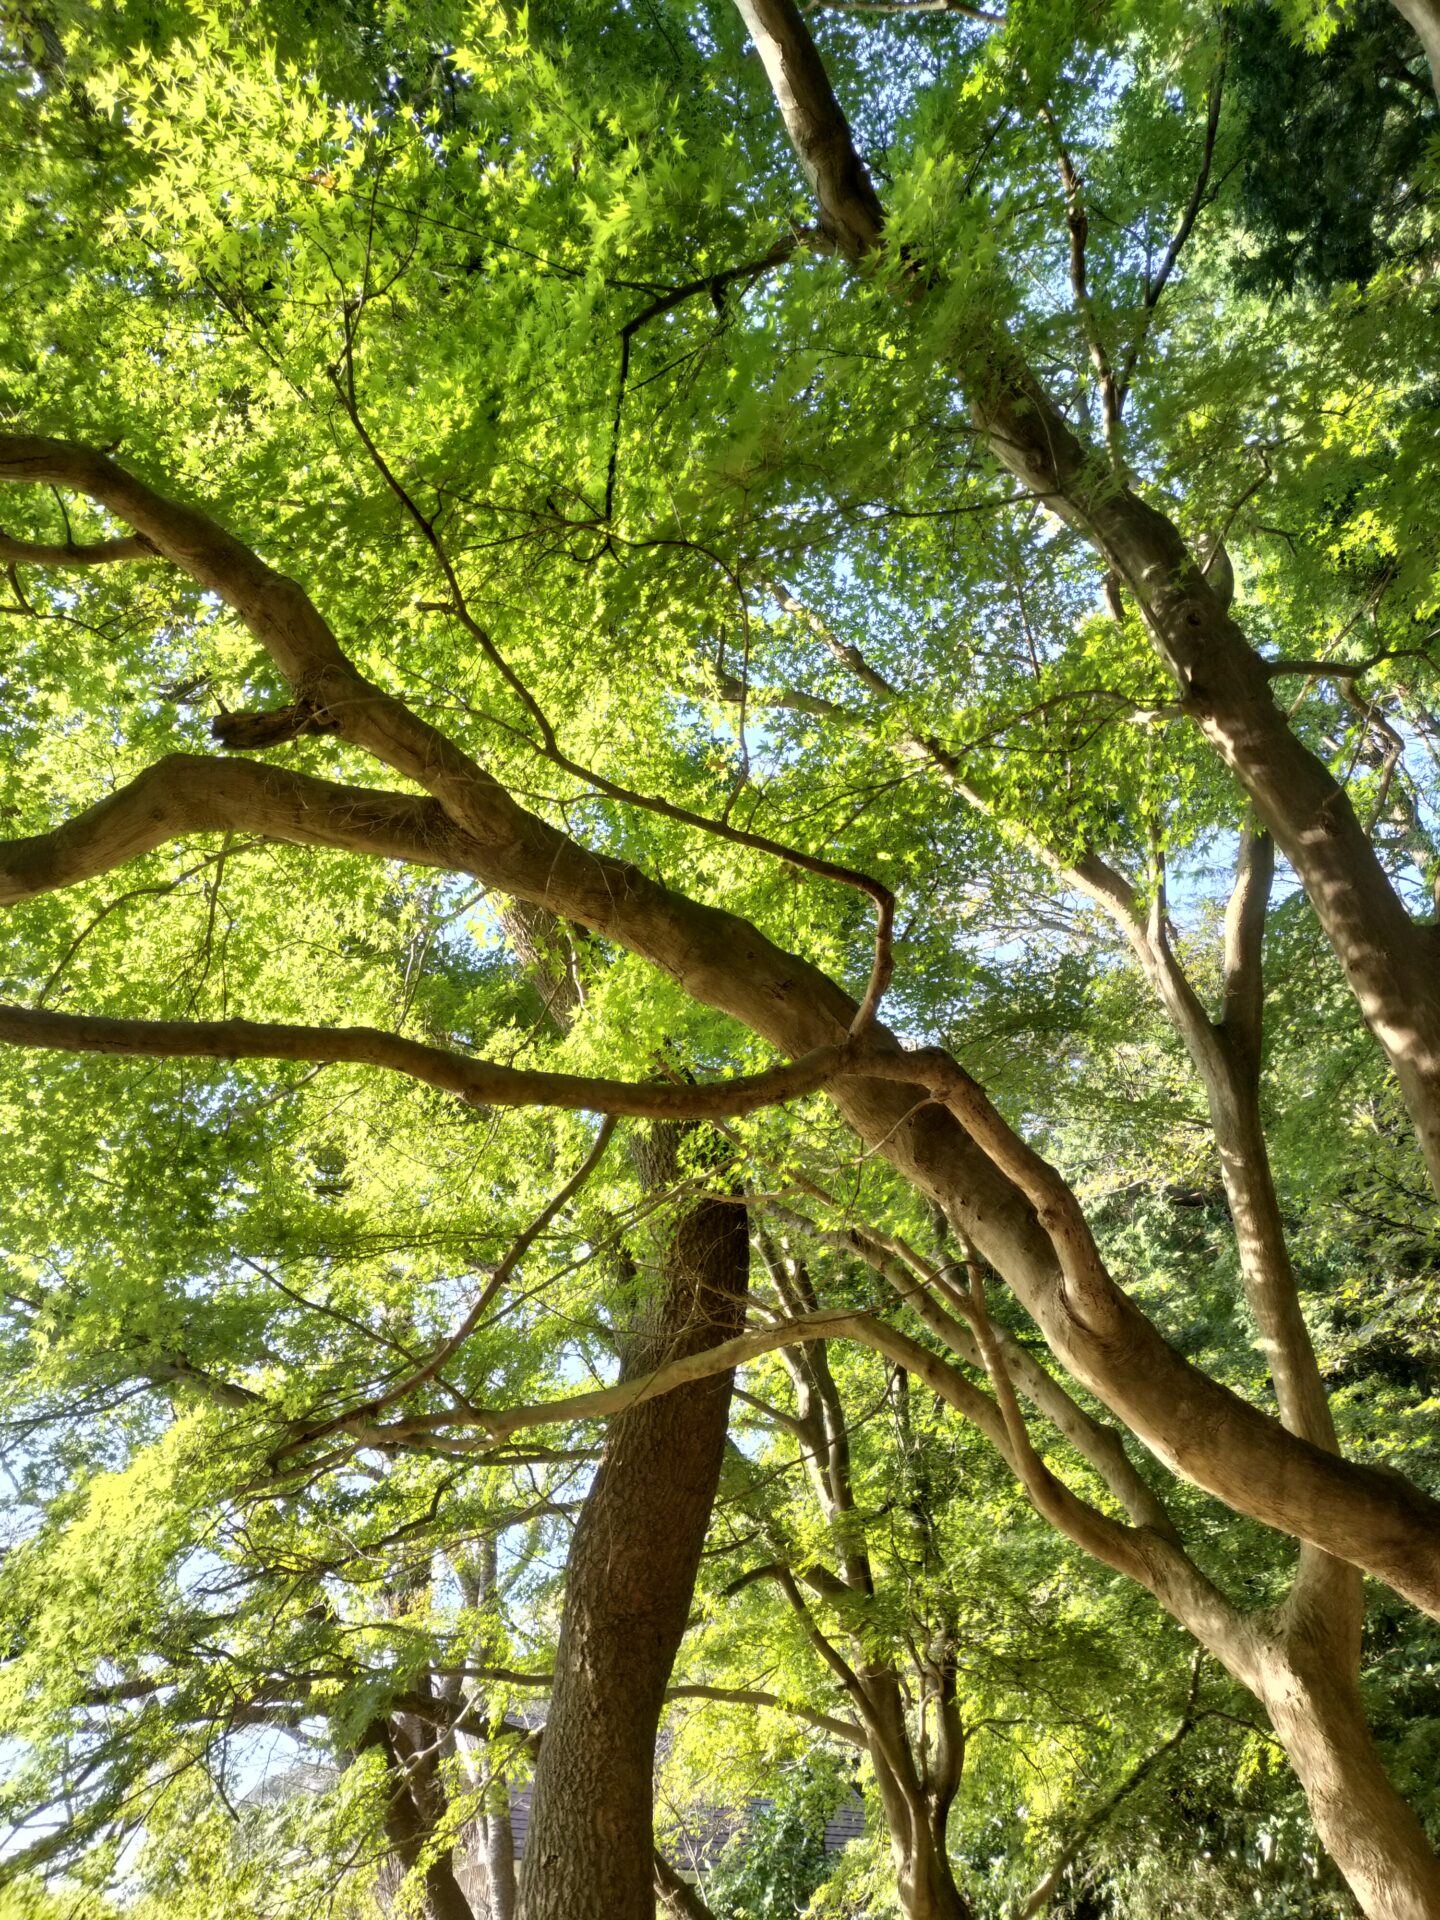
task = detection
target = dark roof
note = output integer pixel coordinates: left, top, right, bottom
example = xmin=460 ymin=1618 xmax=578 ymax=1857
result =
xmin=824 ymin=1793 xmax=867 ymax=1849
xmin=509 ymin=1782 xmax=533 ymax=1856
xmin=618 ymin=1788 xmax=865 ymax=1875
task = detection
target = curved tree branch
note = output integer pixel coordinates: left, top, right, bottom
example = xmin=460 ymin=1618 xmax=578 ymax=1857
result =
xmin=5 ymin=438 xmax=1440 ymax=1620
xmin=663 ymin=1683 xmax=864 ymax=1746
xmin=0 ymin=1003 xmax=852 ymax=1122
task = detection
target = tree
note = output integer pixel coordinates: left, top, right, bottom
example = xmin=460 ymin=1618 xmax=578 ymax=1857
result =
xmin=675 ymin=1239 xmax=1196 ymax=1920
xmin=2 ymin=2 xmax=1439 ymax=1916
xmin=515 ymin=1122 xmax=750 ymax=1920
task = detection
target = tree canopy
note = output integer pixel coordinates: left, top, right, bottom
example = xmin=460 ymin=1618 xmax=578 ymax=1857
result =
xmin=1 ymin=1 xmax=1439 ymax=1917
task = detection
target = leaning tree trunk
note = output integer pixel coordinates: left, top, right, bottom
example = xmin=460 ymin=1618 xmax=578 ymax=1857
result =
xmin=728 ymin=0 xmax=1440 ymax=1198
xmin=516 ymin=1135 xmax=749 ymax=1920
xmin=1388 ymin=0 xmax=1440 ymax=104
xmin=1256 ymin=1617 xmax=1440 ymax=1920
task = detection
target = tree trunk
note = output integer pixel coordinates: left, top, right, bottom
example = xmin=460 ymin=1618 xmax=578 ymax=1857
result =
xmin=481 ymin=1776 xmax=517 ymax=1920
xmin=866 ymin=1728 xmax=973 ymax=1920
xmin=654 ymin=1851 xmax=717 ymax=1919
xmin=1072 ymin=495 xmax=1440 ymax=1200
xmin=451 ymin=1541 xmax=519 ymax=1920
xmin=11 ymin=434 xmax=1440 ymax=1609
xmin=1260 ymin=1641 xmax=1440 ymax=1920
xmin=874 ymin=1781 xmax=972 ymax=1920
xmin=516 ymin=1159 xmax=749 ymax=1920
xmin=768 ymin=1253 xmax=973 ymax=1920
xmin=366 ymin=1720 xmax=477 ymax=1920
xmin=894 ymin=1826 xmax=973 ymax=1920
xmin=726 ymin=0 xmax=1440 ymax=1200
xmin=1389 ymin=0 xmax=1440 ymax=103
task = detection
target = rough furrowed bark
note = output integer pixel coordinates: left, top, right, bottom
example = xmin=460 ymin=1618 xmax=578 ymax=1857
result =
xmin=515 ymin=1148 xmax=750 ymax=1920
xmin=654 ymin=1850 xmax=717 ymax=1920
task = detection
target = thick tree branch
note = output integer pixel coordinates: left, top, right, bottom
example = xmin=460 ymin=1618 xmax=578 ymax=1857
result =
xmin=1220 ymin=824 xmax=1272 ymax=1070
xmin=964 ymin=1259 xmax=1252 ymax=1674
xmin=0 ymin=755 xmax=468 ymax=906
xmin=770 ymin=1202 xmax=1177 ymax=1537
xmin=0 ymin=530 xmax=155 ymax=567
xmin=0 ymin=1002 xmax=851 ymax=1121
xmin=732 ymin=0 xmax=886 ymax=259
xmin=0 ymin=433 xmax=530 ymax=857
xmin=6 ymin=440 xmax=1440 ymax=1619
xmin=1385 ymin=0 xmax=1440 ymax=108
xmin=805 ymin=0 xmax=1002 ymax=18
xmin=727 ymin=0 xmax=1440 ymax=1198
xmin=397 ymin=1307 xmax=1010 ymax=1454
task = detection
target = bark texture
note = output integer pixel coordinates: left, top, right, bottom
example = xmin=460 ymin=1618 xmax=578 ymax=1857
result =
xmin=1254 ymin=1604 xmax=1440 ymax=1920
xmin=516 ymin=1147 xmax=749 ymax=1920
xmin=715 ymin=15 xmax=1440 ymax=1913
xmin=654 ymin=1851 xmax=717 ymax=1919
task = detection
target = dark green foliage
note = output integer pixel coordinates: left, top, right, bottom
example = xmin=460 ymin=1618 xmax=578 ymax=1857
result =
xmin=705 ymin=1762 xmax=851 ymax=1920
xmin=1229 ymin=0 xmax=1437 ymax=291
